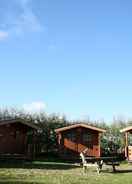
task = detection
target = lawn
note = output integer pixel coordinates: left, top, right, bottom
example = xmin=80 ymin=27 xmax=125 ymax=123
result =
xmin=0 ymin=160 xmax=132 ymax=184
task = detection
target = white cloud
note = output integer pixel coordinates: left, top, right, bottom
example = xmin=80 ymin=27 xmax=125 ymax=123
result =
xmin=0 ymin=31 xmax=9 ymax=40
xmin=23 ymin=101 xmax=46 ymax=113
xmin=0 ymin=0 xmax=42 ymax=40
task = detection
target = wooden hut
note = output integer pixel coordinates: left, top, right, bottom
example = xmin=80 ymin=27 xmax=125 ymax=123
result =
xmin=0 ymin=119 xmax=39 ymax=159
xmin=120 ymin=126 xmax=132 ymax=161
xmin=55 ymin=123 xmax=106 ymax=159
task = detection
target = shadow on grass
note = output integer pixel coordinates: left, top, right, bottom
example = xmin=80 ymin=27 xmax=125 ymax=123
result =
xmin=0 ymin=160 xmax=79 ymax=170
xmin=102 ymin=168 xmax=132 ymax=174
xmin=0 ymin=182 xmax=44 ymax=184
xmin=114 ymin=169 xmax=132 ymax=173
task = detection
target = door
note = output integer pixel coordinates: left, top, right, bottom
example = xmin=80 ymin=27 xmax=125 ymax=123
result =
xmin=128 ymin=146 xmax=132 ymax=161
xmin=81 ymin=132 xmax=93 ymax=156
xmin=0 ymin=129 xmax=17 ymax=154
xmin=15 ymin=130 xmax=25 ymax=154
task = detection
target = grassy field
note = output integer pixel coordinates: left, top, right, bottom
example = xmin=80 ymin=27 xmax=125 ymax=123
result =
xmin=0 ymin=160 xmax=132 ymax=184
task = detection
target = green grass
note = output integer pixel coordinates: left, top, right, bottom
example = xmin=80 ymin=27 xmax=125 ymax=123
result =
xmin=0 ymin=160 xmax=132 ymax=184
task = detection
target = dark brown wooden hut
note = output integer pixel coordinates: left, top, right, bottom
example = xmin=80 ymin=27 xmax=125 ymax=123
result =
xmin=0 ymin=119 xmax=39 ymax=159
xmin=55 ymin=123 xmax=106 ymax=159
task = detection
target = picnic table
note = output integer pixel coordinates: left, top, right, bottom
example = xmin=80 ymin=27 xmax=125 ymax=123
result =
xmin=80 ymin=153 xmax=120 ymax=174
xmin=86 ymin=156 xmax=120 ymax=171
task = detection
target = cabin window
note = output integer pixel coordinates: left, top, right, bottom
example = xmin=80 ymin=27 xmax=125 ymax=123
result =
xmin=128 ymin=135 xmax=132 ymax=145
xmin=82 ymin=133 xmax=92 ymax=142
xmin=66 ymin=132 xmax=76 ymax=142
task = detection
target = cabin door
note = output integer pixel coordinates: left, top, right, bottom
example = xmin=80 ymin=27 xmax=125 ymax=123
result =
xmin=128 ymin=146 xmax=132 ymax=161
xmin=14 ymin=131 xmax=25 ymax=154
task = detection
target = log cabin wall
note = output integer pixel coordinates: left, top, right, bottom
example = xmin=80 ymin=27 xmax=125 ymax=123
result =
xmin=57 ymin=127 xmax=100 ymax=158
xmin=0 ymin=123 xmax=31 ymax=155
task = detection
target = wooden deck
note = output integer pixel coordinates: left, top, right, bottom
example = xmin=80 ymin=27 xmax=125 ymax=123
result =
xmin=0 ymin=154 xmax=31 ymax=161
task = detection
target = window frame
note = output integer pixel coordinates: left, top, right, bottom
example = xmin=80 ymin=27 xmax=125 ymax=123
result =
xmin=66 ymin=131 xmax=76 ymax=142
xmin=82 ymin=132 xmax=92 ymax=143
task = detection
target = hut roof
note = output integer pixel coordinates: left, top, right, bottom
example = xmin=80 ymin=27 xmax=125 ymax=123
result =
xmin=0 ymin=118 xmax=39 ymax=130
xmin=120 ymin=126 xmax=132 ymax=133
xmin=55 ymin=123 xmax=106 ymax=133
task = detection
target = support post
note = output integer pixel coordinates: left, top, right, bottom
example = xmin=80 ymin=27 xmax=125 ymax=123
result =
xmin=58 ymin=133 xmax=62 ymax=156
xmin=32 ymin=130 xmax=36 ymax=160
xmin=98 ymin=133 xmax=101 ymax=157
xmin=125 ymin=132 xmax=128 ymax=158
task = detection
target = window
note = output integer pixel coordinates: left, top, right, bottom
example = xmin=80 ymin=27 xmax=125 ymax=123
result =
xmin=66 ymin=132 xmax=76 ymax=142
xmin=83 ymin=133 xmax=92 ymax=142
xmin=128 ymin=135 xmax=132 ymax=145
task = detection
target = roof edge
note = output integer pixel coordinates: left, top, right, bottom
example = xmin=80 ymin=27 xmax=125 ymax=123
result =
xmin=55 ymin=123 xmax=106 ymax=133
xmin=120 ymin=126 xmax=132 ymax=133
xmin=0 ymin=119 xmax=40 ymax=130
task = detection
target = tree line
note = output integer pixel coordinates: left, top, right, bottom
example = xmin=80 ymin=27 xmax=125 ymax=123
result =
xmin=0 ymin=108 xmax=132 ymax=156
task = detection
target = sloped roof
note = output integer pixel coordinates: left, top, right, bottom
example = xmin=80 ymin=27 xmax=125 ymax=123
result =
xmin=55 ymin=123 xmax=106 ymax=133
xmin=120 ymin=126 xmax=132 ymax=133
xmin=0 ymin=119 xmax=39 ymax=130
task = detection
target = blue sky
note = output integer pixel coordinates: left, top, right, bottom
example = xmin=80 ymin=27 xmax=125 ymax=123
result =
xmin=0 ymin=0 xmax=132 ymax=122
